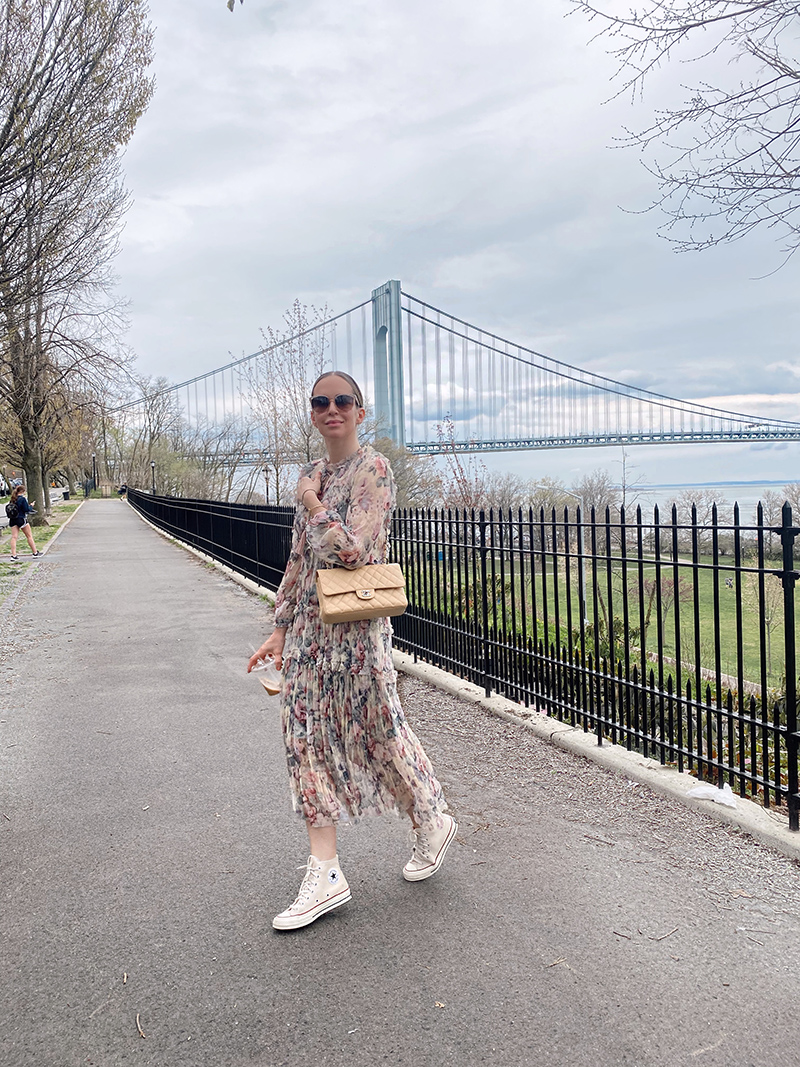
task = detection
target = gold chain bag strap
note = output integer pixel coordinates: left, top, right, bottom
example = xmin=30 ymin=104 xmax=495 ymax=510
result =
xmin=316 ymin=563 xmax=407 ymax=624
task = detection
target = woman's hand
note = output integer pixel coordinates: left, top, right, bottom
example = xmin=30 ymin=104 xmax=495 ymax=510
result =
xmin=247 ymin=628 xmax=287 ymax=672
xmin=297 ymin=469 xmax=322 ymax=507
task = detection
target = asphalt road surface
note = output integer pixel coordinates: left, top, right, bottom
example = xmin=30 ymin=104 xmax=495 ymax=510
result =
xmin=1 ymin=501 xmax=799 ymax=1067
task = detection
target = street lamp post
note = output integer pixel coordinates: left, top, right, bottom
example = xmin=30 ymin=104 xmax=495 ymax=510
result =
xmin=263 ymin=467 xmax=270 ymax=506
xmin=151 ymin=460 xmax=156 ymax=494
xmin=91 ymin=453 xmax=97 ymax=491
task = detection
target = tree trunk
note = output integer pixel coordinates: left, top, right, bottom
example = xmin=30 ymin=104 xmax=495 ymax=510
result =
xmin=39 ymin=462 xmax=51 ymax=519
xmin=20 ymin=433 xmax=44 ymax=527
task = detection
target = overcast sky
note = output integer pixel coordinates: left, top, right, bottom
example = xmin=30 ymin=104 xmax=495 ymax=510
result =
xmin=114 ymin=1 xmax=800 ymax=493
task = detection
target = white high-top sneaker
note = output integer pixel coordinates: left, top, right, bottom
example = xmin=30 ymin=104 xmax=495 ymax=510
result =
xmin=402 ymin=814 xmax=458 ymax=881
xmin=272 ymin=855 xmax=351 ymax=931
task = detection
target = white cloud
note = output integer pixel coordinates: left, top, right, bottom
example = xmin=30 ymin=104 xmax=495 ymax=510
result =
xmin=692 ymin=393 xmax=800 ymax=420
xmin=432 ymin=248 xmax=523 ymax=291
xmin=113 ymin=1 xmax=800 ymax=487
xmin=123 ymin=196 xmax=194 ymax=253
xmin=765 ymin=361 xmax=800 ymax=379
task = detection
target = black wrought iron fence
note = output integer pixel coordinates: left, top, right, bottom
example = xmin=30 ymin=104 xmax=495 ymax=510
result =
xmin=127 ymin=488 xmax=294 ymax=591
xmin=127 ymin=488 xmax=800 ymax=829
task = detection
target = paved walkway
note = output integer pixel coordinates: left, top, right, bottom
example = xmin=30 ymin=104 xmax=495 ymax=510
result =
xmin=1 ymin=501 xmax=799 ymax=1067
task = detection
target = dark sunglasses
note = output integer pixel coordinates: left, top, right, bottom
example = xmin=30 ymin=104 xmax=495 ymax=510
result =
xmin=310 ymin=393 xmax=357 ymax=412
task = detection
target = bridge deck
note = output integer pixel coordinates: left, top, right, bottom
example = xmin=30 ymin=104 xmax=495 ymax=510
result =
xmin=1 ymin=500 xmax=798 ymax=1066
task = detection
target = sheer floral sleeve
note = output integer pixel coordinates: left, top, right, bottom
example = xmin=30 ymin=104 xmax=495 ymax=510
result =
xmin=307 ymin=451 xmax=395 ymax=569
xmin=273 ymin=510 xmax=306 ymax=628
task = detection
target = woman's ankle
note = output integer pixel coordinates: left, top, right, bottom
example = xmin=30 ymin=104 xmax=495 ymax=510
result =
xmin=310 ymin=852 xmax=340 ymax=866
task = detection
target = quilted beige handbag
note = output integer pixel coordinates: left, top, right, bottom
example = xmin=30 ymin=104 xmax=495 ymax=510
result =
xmin=316 ymin=563 xmax=407 ymax=624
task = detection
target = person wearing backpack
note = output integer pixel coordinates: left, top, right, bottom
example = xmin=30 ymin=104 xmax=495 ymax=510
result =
xmin=7 ymin=484 xmax=41 ymax=562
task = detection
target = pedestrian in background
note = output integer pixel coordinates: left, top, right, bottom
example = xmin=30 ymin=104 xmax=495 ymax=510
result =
xmin=8 ymin=484 xmax=41 ymax=562
xmin=248 ymin=370 xmax=457 ymax=931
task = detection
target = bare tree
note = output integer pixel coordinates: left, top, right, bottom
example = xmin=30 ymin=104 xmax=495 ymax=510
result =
xmin=480 ymin=470 xmax=528 ymax=512
xmin=245 ymin=300 xmax=332 ymax=504
xmin=618 ymin=447 xmax=645 ymax=511
xmin=743 ymin=569 xmax=784 ymax=677
xmin=781 ymin=481 xmax=800 ymax=514
xmin=571 ymin=0 xmax=800 ymax=254
xmin=97 ymin=371 xmax=263 ymax=501
xmin=370 ymin=435 xmax=442 ymax=510
xmin=171 ymin=416 xmax=255 ymax=501
xmin=629 ymin=573 xmax=692 ymax=646
xmin=663 ymin=488 xmax=732 ymax=556
xmin=526 ymin=476 xmax=572 ymax=516
xmin=666 ymin=488 xmax=731 ymax=527
xmin=572 ymin=468 xmax=620 ymax=518
xmin=0 ymin=0 xmax=153 ymax=510
xmin=0 ymin=186 xmax=137 ymax=512
xmin=755 ymin=488 xmax=785 ymax=557
xmin=434 ymin=417 xmax=491 ymax=512
xmin=0 ymin=1 xmax=154 ymax=293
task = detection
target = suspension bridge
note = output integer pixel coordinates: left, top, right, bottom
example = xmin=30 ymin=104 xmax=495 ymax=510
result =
xmin=112 ymin=280 xmax=800 ymax=456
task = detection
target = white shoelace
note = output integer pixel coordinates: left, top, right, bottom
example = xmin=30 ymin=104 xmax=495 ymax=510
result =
xmin=289 ymin=860 xmax=321 ymax=909
xmin=409 ymin=828 xmax=432 ymax=862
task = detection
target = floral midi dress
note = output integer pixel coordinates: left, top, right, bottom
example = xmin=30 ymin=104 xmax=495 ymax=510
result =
xmin=273 ymin=444 xmax=448 ymax=829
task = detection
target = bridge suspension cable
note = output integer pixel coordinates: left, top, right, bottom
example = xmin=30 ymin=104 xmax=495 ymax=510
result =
xmin=400 ymin=292 xmax=800 ymax=452
xmin=108 ymin=298 xmax=374 ymax=428
xmin=109 ymin=280 xmax=800 ymax=459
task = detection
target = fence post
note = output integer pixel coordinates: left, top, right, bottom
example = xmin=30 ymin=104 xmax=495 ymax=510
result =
xmin=479 ymin=509 xmax=492 ymax=697
xmin=780 ymin=502 xmax=799 ymax=831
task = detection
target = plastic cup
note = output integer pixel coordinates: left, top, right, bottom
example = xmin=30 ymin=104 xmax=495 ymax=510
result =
xmin=252 ymin=655 xmax=281 ymax=695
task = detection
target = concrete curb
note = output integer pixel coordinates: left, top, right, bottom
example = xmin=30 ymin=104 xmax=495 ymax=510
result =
xmin=127 ymin=506 xmax=800 ymax=864
xmin=393 ymin=651 xmax=800 ymax=863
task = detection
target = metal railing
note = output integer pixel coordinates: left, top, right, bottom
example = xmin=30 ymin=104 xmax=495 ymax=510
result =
xmin=128 ymin=488 xmax=800 ymax=829
xmin=127 ymin=488 xmax=293 ymax=591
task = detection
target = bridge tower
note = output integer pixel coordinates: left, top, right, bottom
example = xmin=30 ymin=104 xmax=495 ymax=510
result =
xmin=371 ymin=280 xmax=405 ymax=446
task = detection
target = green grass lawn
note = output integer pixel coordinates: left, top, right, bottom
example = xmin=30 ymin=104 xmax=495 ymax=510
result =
xmin=404 ymin=544 xmax=793 ymax=804
xmin=637 ymin=558 xmax=789 ymax=690
xmin=404 ymin=548 xmax=792 ymax=692
xmin=573 ymin=555 xmax=790 ymax=691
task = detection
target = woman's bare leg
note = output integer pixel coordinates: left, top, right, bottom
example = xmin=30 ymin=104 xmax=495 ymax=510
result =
xmin=9 ymin=527 xmax=18 ymax=555
xmin=307 ymin=823 xmax=337 ymax=860
xmin=23 ymin=526 xmax=37 ymax=553
xmin=272 ymin=822 xmax=348 ymax=929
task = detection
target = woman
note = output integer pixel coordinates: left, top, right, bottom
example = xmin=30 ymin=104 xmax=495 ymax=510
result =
xmin=248 ymin=371 xmax=456 ymax=931
xmin=8 ymin=484 xmax=41 ymax=562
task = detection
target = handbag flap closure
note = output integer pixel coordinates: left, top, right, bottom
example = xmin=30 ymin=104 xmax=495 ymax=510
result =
xmin=317 ymin=564 xmax=404 ymax=596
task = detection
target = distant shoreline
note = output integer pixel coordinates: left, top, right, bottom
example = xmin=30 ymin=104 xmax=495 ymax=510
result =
xmin=633 ymin=480 xmax=788 ymax=490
